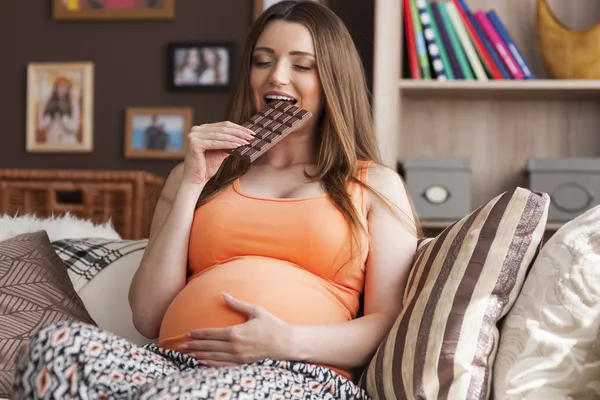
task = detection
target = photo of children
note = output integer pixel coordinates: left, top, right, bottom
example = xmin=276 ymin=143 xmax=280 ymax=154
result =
xmin=168 ymin=43 xmax=233 ymax=91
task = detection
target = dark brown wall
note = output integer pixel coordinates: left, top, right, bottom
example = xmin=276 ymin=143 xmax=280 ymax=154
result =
xmin=0 ymin=1 xmax=373 ymax=178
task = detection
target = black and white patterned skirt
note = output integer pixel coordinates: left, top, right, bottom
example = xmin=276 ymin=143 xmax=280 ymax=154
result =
xmin=10 ymin=321 xmax=371 ymax=399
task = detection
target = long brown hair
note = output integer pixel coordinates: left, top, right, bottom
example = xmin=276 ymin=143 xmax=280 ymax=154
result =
xmin=198 ymin=0 xmax=421 ymax=239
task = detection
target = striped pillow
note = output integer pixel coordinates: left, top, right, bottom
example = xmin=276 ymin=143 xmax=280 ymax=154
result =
xmin=358 ymin=187 xmax=549 ymax=399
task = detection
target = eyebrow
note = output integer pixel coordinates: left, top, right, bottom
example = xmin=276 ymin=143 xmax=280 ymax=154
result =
xmin=253 ymin=46 xmax=315 ymax=58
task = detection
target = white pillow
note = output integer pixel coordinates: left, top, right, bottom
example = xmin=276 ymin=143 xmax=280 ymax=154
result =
xmin=52 ymin=238 xmax=152 ymax=345
xmin=493 ymin=205 xmax=600 ymax=399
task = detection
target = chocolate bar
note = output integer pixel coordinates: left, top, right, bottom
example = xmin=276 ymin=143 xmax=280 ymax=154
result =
xmin=226 ymin=100 xmax=312 ymax=163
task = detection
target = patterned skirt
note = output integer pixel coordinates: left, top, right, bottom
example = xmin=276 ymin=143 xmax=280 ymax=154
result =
xmin=10 ymin=321 xmax=371 ymax=399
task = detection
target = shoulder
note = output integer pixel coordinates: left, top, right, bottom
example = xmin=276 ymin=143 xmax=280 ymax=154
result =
xmin=364 ymin=162 xmax=414 ymax=217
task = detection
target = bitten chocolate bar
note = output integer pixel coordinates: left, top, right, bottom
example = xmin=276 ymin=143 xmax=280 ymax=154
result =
xmin=226 ymin=100 xmax=312 ymax=163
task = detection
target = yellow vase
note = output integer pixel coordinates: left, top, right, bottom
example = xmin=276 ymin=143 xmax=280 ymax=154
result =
xmin=537 ymin=0 xmax=600 ymax=79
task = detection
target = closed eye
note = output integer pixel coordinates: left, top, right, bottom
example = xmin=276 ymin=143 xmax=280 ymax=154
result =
xmin=253 ymin=61 xmax=272 ymax=67
xmin=294 ymin=65 xmax=313 ymax=71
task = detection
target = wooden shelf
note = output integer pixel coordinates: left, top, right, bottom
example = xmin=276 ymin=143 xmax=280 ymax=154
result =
xmin=373 ymin=0 xmax=600 ymax=223
xmin=399 ymin=79 xmax=600 ymax=100
xmin=421 ymin=219 xmax=564 ymax=231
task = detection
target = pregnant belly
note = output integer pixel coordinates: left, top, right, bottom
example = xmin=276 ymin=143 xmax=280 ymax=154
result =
xmin=157 ymin=256 xmax=352 ymax=351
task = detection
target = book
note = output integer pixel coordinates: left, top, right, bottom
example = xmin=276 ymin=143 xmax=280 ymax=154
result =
xmin=415 ymin=0 xmax=447 ymax=80
xmin=404 ymin=0 xmax=421 ymax=79
xmin=487 ymin=10 xmax=536 ymax=79
xmin=424 ymin=0 xmax=455 ymax=80
xmin=468 ymin=10 xmax=511 ymax=79
xmin=474 ymin=10 xmax=524 ymax=79
xmin=438 ymin=1 xmax=474 ymax=80
xmin=409 ymin=0 xmax=432 ymax=79
xmin=446 ymin=1 xmax=487 ymax=80
xmin=452 ymin=0 xmax=503 ymax=80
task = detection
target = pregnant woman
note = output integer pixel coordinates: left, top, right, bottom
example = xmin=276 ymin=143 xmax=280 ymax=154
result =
xmin=11 ymin=1 xmax=420 ymax=398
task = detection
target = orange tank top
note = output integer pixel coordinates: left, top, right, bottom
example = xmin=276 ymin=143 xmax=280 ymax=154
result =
xmin=158 ymin=161 xmax=372 ymax=380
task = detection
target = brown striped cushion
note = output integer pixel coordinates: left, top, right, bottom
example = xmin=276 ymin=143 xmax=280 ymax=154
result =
xmin=358 ymin=187 xmax=549 ymax=399
xmin=0 ymin=231 xmax=96 ymax=396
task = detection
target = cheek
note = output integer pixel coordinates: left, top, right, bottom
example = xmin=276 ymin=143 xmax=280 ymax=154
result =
xmin=250 ymin=69 xmax=268 ymax=108
xmin=250 ymin=68 xmax=269 ymax=92
xmin=299 ymin=76 xmax=322 ymax=107
xmin=249 ymin=72 xmax=261 ymax=97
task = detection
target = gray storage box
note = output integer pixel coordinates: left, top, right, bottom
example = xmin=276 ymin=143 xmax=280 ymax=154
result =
xmin=403 ymin=156 xmax=471 ymax=220
xmin=527 ymin=157 xmax=600 ymax=222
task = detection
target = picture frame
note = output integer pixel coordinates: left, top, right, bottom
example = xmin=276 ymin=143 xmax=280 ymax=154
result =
xmin=124 ymin=107 xmax=192 ymax=159
xmin=26 ymin=62 xmax=94 ymax=153
xmin=167 ymin=42 xmax=235 ymax=92
xmin=52 ymin=0 xmax=175 ymax=21
xmin=253 ymin=0 xmax=328 ymax=20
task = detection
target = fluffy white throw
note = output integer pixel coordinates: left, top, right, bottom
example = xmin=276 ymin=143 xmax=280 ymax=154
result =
xmin=0 ymin=212 xmax=121 ymax=242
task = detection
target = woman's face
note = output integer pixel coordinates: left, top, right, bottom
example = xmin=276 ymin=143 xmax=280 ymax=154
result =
xmin=250 ymin=20 xmax=323 ymax=120
xmin=187 ymin=49 xmax=200 ymax=68
xmin=56 ymin=82 xmax=70 ymax=97
xmin=203 ymin=49 xmax=218 ymax=67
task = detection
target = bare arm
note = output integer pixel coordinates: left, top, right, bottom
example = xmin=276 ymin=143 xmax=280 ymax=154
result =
xmin=287 ymin=164 xmax=418 ymax=368
xmin=129 ymin=163 xmax=205 ymax=339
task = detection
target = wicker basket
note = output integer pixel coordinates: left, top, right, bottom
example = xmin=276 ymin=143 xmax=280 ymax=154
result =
xmin=0 ymin=169 xmax=165 ymax=240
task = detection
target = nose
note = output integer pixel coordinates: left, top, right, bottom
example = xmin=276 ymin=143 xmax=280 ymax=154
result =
xmin=269 ymin=60 xmax=290 ymax=86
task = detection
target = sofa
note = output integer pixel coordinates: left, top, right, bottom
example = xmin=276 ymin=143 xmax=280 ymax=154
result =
xmin=0 ymin=187 xmax=599 ymax=399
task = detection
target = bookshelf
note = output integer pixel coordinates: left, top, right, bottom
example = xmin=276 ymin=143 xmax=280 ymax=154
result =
xmin=399 ymin=80 xmax=600 ymax=100
xmin=373 ymin=0 xmax=600 ymax=228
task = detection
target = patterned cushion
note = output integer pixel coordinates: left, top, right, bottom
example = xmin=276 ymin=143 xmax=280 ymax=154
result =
xmin=359 ymin=187 xmax=549 ymax=399
xmin=493 ymin=204 xmax=600 ymax=398
xmin=52 ymin=237 xmax=148 ymax=292
xmin=52 ymin=238 xmax=151 ymax=345
xmin=0 ymin=231 xmax=96 ymax=397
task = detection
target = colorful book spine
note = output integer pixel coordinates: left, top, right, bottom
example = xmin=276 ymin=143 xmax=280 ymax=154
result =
xmin=487 ymin=10 xmax=536 ymax=79
xmin=474 ymin=10 xmax=524 ymax=79
xmin=404 ymin=0 xmax=421 ymax=79
xmin=446 ymin=1 xmax=487 ymax=81
xmin=438 ymin=1 xmax=473 ymax=80
xmin=409 ymin=0 xmax=431 ymax=79
xmin=415 ymin=0 xmax=447 ymax=80
xmin=423 ymin=0 xmax=454 ymax=80
xmin=468 ymin=11 xmax=511 ymax=79
xmin=452 ymin=0 xmax=503 ymax=80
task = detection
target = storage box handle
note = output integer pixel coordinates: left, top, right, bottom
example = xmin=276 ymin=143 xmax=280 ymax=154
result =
xmin=423 ymin=185 xmax=451 ymax=205
xmin=550 ymin=182 xmax=594 ymax=213
xmin=55 ymin=190 xmax=84 ymax=205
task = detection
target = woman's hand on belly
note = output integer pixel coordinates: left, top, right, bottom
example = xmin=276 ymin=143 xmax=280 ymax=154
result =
xmin=178 ymin=293 xmax=292 ymax=366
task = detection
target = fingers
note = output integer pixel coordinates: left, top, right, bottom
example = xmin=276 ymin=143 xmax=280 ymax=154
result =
xmin=191 ymin=122 xmax=255 ymax=142
xmin=188 ymin=136 xmax=243 ymax=153
xmin=186 ymin=121 xmax=256 ymax=153
xmin=188 ymin=351 xmax=238 ymax=364
xmin=222 ymin=293 xmax=262 ymax=318
xmin=179 ymin=340 xmax=231 ymax=353
xmin=186 ymin=327 xmax=236 ymax=341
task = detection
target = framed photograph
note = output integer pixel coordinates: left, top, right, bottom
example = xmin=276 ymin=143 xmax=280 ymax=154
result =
xmin=124 ymin=107 xmax=192 ymax=159
xmin=26 ymin=62 xmax=94 ymax=153
xmin=167 ymin=42 xmax=234 ymax=92
xmin=52 ymin=0 xmax=175 ymax=21
xmin=253 ymin=0 xmax=328 ymax=19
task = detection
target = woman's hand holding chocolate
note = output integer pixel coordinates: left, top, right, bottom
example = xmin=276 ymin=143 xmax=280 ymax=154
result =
xmin=182 ymin=121 xmax=255 ymax=185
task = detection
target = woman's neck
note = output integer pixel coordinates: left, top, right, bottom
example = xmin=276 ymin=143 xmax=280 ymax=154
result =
xmin=256 ymin=128 xmax=318 ymax=168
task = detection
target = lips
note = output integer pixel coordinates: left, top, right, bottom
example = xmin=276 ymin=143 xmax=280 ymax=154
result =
xmin=263 ymin=91 xmax=297 ymax=105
